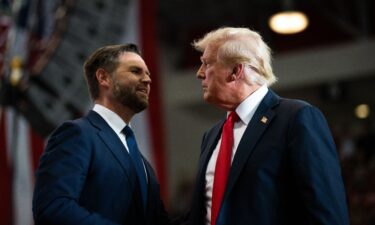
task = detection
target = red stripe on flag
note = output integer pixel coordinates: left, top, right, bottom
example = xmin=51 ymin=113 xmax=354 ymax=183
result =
xmin=0 ymin=109 xmax=13 ymax=225
xmin=139 ymin=0 xmax=168 ymax=200
xmin=29 ymin=128 xmax=44 ymax=173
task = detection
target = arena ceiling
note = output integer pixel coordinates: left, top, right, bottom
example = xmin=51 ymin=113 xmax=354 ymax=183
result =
xmin=158 ymin=0 xmax=375 ymax=68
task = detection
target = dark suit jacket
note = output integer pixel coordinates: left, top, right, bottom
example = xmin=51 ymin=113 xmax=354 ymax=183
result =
xmin=33 ymin=110 xmax=169 ymax=225
xmin=188 ymin=90 xmax=349 ymax=225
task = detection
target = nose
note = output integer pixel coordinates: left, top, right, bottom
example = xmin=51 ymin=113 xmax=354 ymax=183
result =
xmin=196 ymin=64 xmax=205 ymax=79
xmin=142 ymin=73 xmax=152 ymax=84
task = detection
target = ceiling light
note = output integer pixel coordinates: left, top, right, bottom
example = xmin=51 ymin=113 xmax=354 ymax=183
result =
xmin=355 ymin=104 xmax=370 ymax=119
xmin=269 ymin=11 xmax=309 ymax=34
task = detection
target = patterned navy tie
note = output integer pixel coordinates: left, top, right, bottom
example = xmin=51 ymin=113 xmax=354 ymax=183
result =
xmin=123 ymin=126 xmax=148 ymax=209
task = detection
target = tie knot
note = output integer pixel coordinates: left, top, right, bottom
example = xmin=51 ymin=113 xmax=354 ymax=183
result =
xmin=122 ymin=126 xmax=134 ymax=136
xmin=228 ymin=111 xmax=239 ymax=123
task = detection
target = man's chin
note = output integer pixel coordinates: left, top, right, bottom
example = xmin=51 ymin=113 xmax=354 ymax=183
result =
xmin=133 ymin=100 xmax=149 ymax=113
xmin=135 ymin=92 xmax=149 ymax=102
xmin=118 ymin=97 xmax=149 ymax=113
xmin=138 ymin=96 xmax=149 ymax=106
xmin=203 ymin=93 xmax=211 ymax=102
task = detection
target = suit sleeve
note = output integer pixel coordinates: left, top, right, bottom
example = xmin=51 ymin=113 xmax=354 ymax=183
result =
xmin=32 ymin=122 xmax=120 ymax=225
xmin=288 ymin=105 xmax=349 ymax=225
xmin=154 ymin=184 xmax=172 ymax=225
xmin=143 ymin=159 xmax=172 ymax=225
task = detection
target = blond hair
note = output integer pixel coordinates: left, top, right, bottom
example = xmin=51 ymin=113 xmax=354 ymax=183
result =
xmin=193 ymin=27 xmax=277 ymax=86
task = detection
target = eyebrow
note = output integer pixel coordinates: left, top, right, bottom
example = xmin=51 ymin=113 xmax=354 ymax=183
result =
xmin=129 ymin=65 xmax=151 ymax=76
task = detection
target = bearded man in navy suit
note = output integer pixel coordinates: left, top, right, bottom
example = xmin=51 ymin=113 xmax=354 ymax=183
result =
xmin=187 ymin=27 xmax=350 ymax=225
xmin=33 ymin=44 xmax=169 ymax=225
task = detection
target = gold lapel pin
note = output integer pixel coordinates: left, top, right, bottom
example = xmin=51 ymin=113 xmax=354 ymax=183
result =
xmin=261 ymin=116 xmax=268 ymax=124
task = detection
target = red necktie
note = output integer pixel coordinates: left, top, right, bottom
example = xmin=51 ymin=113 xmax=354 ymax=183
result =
xmin=211 ymin=111 xmax=239 ymax=225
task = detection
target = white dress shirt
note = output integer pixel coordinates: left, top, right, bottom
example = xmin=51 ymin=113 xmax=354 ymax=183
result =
xmin=93 ymin=104 xmax=130 ymax=152
xmin=205 ymin=85 xmax=269 ymax=225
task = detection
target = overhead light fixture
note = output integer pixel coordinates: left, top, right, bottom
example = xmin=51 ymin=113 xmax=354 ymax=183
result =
xmin=269 ymin=11 xmax=309 ymax=34
xmin=355 ymin=104 xmax=370 ymax=119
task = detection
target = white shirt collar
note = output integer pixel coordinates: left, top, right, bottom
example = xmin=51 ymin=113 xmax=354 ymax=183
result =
xmin=234 ymin=85 xmax=268 ymax=125
xmin=92 ymin=104 xmax=128 ymax=133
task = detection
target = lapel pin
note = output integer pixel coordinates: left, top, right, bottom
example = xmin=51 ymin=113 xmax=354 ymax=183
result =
xmin=261 ymin=116 xmax=268 ymax=124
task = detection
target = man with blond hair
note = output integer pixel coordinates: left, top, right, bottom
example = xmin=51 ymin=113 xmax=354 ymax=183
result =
xmin=188 ymin=27 xmax=349 ymax=225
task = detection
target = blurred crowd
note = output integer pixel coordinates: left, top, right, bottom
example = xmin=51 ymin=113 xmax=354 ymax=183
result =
xmin=335 ymin=123 xmax=375 ymax=225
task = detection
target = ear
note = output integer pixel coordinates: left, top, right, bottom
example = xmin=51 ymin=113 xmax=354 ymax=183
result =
xmin=229 ymin=64 xmax=244 ymax=81
xmin=96 ymin=68 xmax=111 ymax=88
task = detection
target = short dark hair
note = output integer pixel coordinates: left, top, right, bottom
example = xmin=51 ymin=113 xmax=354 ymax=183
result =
xmin=83 ymin=43 xmax=141 ymax=100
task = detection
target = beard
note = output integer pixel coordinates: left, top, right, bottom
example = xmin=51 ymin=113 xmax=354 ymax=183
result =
xmin=112 ymin=78 xmax=149 ymax=113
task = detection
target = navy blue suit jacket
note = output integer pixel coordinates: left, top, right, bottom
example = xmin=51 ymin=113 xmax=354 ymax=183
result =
xmin=188 ymin=90 xmax=349 ymax=225
xmin=33 ymin=110 xmax=169 ymax=225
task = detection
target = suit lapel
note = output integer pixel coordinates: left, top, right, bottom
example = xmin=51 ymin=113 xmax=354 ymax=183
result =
xmin=143 ymin=159 xmax=158 ymax=216
xmin=223 ymin=90 xmax=280 ymax=200
xmin=86 ymin=110 xmax=137 ymax=189
xmin=196 ymin=121 xmax=225 ymax=189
